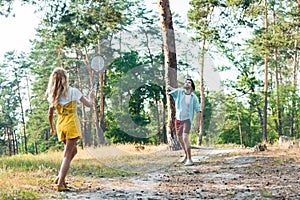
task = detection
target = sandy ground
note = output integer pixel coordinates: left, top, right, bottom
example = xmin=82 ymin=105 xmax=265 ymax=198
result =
xmin=49 ymin=146 xmax=300 ymax=200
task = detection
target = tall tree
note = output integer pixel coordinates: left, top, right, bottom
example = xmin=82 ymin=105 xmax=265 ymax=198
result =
xmin=0 ymin=51 xmax=30 ymax=153
xmin=261 ymin=0 xmax=269 ymax=143
xmin=289 ymin=0 xmax=300 ymax=137
xmin=158 ymin=0 xmax=180 ymax=150
xmin=188 ymin=0 xmax=223 ymax=145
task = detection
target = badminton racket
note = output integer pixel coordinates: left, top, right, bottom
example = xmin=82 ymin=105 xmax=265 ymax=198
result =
xmin=90 ymin=55 xmax=105 ymax=91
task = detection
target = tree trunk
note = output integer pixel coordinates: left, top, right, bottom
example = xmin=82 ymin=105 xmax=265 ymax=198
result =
xmin=198 ymin=38 xmax=206 ymax=146
xmin=162 ymin=91 xmax=167 ymax=144
xmin=262 ymin=0 xmax=269 ymax=143
xmin=26 ymin=75 xmax=33 ymax=115
xmin=44 ymin=129 xmax=49 ymax=150
xmin=291 ymin=35 xmax=298 ymax=137
xmin=97 ymin=34 xmax=105 ymax=145
xmin=272 ymin=7 xmax=283 ymax=137
xmin=156 ymin=99 xmax=162 ymax=144
xmin=158 ymin=0 xmax=180 ymax=150
xmin=75 ymin=58 xmax=89 ymax=146
xmin=291 ymin=0 xmax=300 ymax=137
xmin=34 ymin=140 xmax=38 ymax=155
xmin=247 ymin=98 xmax=254 ymax=146
xmin=4 ymin=127 xmax=7 ymax=156
xmin=16 ymin=74 xmax=27 ymax=153
xmin=250 ymin=88 xmax=264 ymax=137
xmin=237 ymin=107 xmax=243 ymax=146
xmin=7 ymin=127 xmax=12 ymax=156
xmin=274 ymin=48 xmax=283 ymax=136
xmin=83 ymin=47 xmax=103 ymax=146
xmin=13 ymin=129 xmax=18 ymax=155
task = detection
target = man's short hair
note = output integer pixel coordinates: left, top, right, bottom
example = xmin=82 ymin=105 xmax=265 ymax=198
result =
xmin=186 ymin=78 xmax=195 ymax=91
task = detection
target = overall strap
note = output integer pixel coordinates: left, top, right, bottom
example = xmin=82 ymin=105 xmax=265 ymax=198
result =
xmin=71 ymin=87 xmax=76 ymax=112
xmin=71 ymin=87 xmax=74 ymax=100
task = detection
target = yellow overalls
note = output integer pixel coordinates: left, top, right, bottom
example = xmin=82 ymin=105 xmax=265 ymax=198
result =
xmin=56 ymin=90 xmax=82 ymax=141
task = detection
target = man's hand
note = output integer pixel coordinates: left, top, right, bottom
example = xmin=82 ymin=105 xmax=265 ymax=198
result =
xmin=194 ymin=112 xmax=201 ymax=132
xmin=166 ymin=85 xmax=172 ymax=91
xmin=194 ymin=124 xmax=200 ymax=132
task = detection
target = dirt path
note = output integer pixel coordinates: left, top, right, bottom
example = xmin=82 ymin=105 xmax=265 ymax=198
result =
xmin=55 ymin=147 xmax=300 ymax=199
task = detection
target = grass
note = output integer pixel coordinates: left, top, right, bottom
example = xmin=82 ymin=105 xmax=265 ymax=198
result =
xmin=0 ymin=143 xmax=178 ymax=199
xmin=260 ymin=189 xmax=273 ymax=198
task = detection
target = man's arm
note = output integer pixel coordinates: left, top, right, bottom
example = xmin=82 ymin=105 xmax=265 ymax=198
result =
xmin=194 ymin=111 xmax=201 ymax=132
xmin=48 ymin=104 xmax=55 ymax=136
xmin=193 ymin=94 xmax=201 ymax=132
xmin=166 ymin=85 xmax=174 ymax=91
xmin=166 ymin=85 xmax=180 ymax=99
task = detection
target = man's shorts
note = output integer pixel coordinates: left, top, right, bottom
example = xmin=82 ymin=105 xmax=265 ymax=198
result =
xmin=175 ymin=119 xmax=191 ymax=136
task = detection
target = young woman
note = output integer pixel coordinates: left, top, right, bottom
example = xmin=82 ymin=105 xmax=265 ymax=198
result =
xmin=47 ymin=67 xmax=94 ymax=191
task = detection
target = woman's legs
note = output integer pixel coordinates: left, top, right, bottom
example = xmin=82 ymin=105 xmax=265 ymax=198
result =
xmin=57 ymin=138 xmax=78 ymax=187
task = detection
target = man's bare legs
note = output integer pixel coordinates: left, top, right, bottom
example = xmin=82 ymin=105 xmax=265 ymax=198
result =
xmin=178 ymin=135 xmax=187 ymax=162
xmin=57 ymin=138 xmax=78 ymax=187
xmin=183 ymin=132 xmax=193 ymax=165
xmin=183 ymin=132 xmax=191 ymax=159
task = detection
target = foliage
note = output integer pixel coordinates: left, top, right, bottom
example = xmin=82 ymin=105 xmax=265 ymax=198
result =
xmin=105 ymin=51 xmax=165 ymax=144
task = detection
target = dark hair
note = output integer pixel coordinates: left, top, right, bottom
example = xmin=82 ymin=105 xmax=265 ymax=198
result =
xmin=186 ymin=78 xmax=195 ymax=91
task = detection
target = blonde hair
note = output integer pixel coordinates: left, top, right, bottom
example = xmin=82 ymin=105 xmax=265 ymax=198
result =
xmin=47 ymin=67 xmax=69 ymax=106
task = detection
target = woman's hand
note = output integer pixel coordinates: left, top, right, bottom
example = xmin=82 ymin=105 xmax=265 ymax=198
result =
xmin=50 ymin=127 xmax=55 ymax=136
xmin=89 ymin=90 xmax=95 ymax=99
xmin=80 ymin=90 xmax=96 ymax=107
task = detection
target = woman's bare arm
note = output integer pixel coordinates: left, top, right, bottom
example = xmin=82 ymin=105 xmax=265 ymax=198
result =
xmin=48 ymin=104 xmax=55 ymax=136
xmin=80 ymin=90 xmax=95 ymax=107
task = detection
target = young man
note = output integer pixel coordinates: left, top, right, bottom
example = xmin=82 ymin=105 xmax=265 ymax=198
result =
xmin=167 ymin=79 xmax=201 ymax=166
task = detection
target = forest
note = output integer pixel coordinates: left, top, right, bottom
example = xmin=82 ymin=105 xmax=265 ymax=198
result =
xmin=0 ymin=0 xmax=300 ymax=156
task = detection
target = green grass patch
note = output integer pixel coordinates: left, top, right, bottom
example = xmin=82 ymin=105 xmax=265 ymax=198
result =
xmin=0 ymin=154 xmax=60 ymax=172
xmin=0 ymin=148 xmax=136 ymax=199
xmin=73 ymin=158 xmax=134 ymax=177
xmin=260 ymin=189 xmax=273 ymax=198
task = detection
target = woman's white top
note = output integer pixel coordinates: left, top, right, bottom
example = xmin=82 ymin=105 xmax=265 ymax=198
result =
xmin=47 ymin=86 xmax=82 ymax=105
